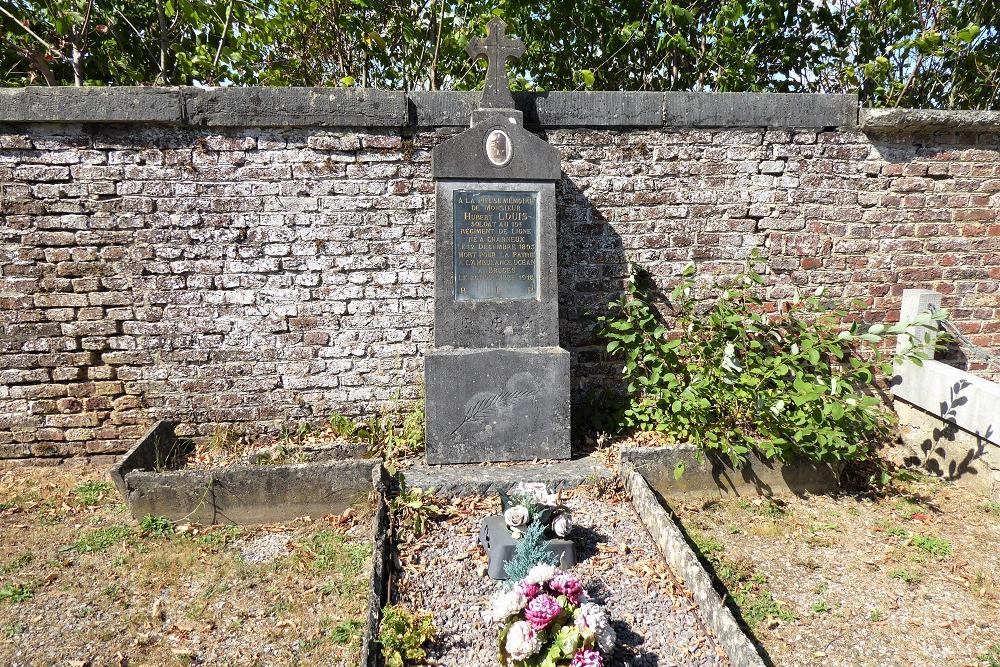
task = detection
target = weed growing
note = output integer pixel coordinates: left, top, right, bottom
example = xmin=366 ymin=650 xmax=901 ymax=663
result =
xmin=1 ymin=621 xmax=25 ymax=638
xmin=688 ymin=529 xmax=796 ymax=630
xmin=65 ymin=525 xmax=133 ymax=554
xmin=811 ymin=599 xmax=832 ymax=614
xmin=0 ymin=582 xmax=34 ymax=604
xmin=138 ymin=515 xmax=173 ymax=537
xmin=329 ymin=618 xmax=364 ymax=646
xmin=291 ymin=530 xmax=369 ymax=578
xmin=0 ymin=552 xmax=32 ymax=575
xmin=596 ymin=255 xmax=945 ymax=468
xmin=910 ymin=534 xmax=952 ymax=557
xmin=72 ymin=481 xmax=114 ymax=506
xmin=379 ymin=603 xmax=434 ymax=667
xmin=191 ymin=525 xmax=244 ymax=550
xmin=389 ymin=484 xmax=444 ymax=538
xmin=889 ymin=569 xmax=922 ymax=585
xmin=980 ymin=645 xmax=1000 ymax=667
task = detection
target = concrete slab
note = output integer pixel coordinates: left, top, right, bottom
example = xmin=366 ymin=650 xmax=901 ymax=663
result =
xmin=400 ymin=454 xmax=611 ymax=496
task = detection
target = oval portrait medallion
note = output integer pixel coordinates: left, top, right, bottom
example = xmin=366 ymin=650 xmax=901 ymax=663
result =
xmin=485 ymin=129 xmax=513 ymax=166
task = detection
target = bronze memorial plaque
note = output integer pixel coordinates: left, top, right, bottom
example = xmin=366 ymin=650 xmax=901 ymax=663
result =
xmin=453 ymin=190 xmax=538 ymax=301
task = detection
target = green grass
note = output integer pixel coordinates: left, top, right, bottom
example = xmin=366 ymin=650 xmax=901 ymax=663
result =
xmin=330 ymin=619 xmax=364 ymax=645
xmin=64 ymin=525 xmax=134 ymax=554
xmin=688 ymin=529 xmax=796 ymax=630
xmin=0 ymin=582 xmax=34 ymax=604
xmin=889 ymin=568 xmax=922 ymax=585
xmin=979 ymin=644 xmax=1000 ymax=667
xmin=0 ymin=552 xmax=32 ymax=575
xmin=982 ymin=502 xmax=1000 ymax=517
xmin=811 ymin=599 xmax=832 ymax=614
xmin=72 ymin=481 xmax=114 ymax=506
xmin=910 ymin=534 xmax=952 ymax=557
xmin=869 ymin=609 xmax=885 ymax=622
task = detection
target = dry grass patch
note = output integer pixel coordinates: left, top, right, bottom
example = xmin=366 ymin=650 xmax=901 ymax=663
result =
xmin=671 ymin=471 xmax=1000 ymax=667
xmin=0 ymin=466 xmax=373 ymax=667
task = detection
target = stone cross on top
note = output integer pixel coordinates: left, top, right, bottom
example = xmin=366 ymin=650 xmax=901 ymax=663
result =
xmin=467 ymin=18 xmax=524 ymax=110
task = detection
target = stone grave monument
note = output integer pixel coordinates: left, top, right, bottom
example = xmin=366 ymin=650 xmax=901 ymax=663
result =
xmin=424 ymin=18 xmax=571 ymax=464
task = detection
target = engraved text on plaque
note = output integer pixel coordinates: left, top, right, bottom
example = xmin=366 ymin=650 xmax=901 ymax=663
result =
xmin=453 ymin=190 xmax=538 ymax=301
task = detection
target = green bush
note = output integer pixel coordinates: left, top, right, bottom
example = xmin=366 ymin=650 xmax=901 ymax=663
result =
xmin=138 ymin=515 xmax=173 ymax=537
xmin=596 ymin=255 xmax=944 ymax=468
xmin=379 ymin=604 xmax=434 ymax=667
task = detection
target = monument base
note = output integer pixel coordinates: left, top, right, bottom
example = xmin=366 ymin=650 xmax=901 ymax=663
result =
xmin=424 ymin=346 xmax=571 ymax=464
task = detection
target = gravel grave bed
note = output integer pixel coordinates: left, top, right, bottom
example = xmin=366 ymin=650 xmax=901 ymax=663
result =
xmin=1 ymin=466 xmax=373 ymax=667
xmin=393 ymin=483 xmax=731 ymax=667
xmin=670 ymin=473 xmax=1000 ymax=667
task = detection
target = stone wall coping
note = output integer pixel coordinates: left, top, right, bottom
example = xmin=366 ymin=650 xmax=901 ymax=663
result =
xmin=0 ymin=86 xmax=870 ymax=129
xmin=861 ymin=108 xmax=1000 ymax=134
xmin=6 ymin=87 xmax=999 ymax=133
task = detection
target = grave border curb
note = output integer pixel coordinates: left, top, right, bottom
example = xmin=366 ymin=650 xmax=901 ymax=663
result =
xmin=621 ymin=461 xmax=769 ymax=667
xmin=362 ymin=464 xmax=393 ymax=667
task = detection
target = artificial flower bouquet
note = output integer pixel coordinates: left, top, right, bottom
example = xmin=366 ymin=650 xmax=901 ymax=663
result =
xmin=501 ymin=482 xmax=572 ymax=540
xmin=492 ymin=563 xmax=616 ymax=667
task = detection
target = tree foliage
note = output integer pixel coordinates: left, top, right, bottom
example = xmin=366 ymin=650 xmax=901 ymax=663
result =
xmin=1 ymin=0 xmax=998 ymax=109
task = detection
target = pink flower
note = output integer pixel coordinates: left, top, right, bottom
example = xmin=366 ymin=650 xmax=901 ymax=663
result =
xmin=516 ymin=581 xmax=541 ymax=600
xmin=548 ymin=573 xmax=585 ymax=605
xmin=571 ymin=648 xmax=604 ymax=667
xmin=523 ymin=593 xmax=562 ymax=630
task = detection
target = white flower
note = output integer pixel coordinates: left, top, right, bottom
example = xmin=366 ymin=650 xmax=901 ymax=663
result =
xmin=552 ymin=513 xmax=572 ymax=538
xmin=504 ymin=505 xmax=530 ymax=531
xmin=513 ymin=482 xmax=557 ymax=506
xmin=491 ymin=589 xmax=527 ymax=623
xmin=576 ymin=602 xmax=610 ymax=634
xmin=505 ymin=620 xmax=541 ymax=661
xmin=523 ymin=563 xmax=557 ymax=585
xmin=575 ymin=602 xmax=616 ymax=654
xmin=510 ymin=527 xmax=525 ymax=540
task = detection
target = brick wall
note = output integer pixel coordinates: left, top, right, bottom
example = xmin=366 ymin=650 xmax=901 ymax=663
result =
xmin=1 ymin=95 xmax=999 ymax=462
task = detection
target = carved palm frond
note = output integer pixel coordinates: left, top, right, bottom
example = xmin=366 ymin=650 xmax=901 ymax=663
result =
xmin=450 ymin=389 xmax=534 ymax=436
